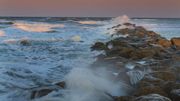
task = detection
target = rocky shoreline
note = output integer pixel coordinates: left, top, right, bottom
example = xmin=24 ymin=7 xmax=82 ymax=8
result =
xmin=91 ymin=23 xmax=180 ymax=101
xmin=30 ymin=23 xmax=180 ymax=101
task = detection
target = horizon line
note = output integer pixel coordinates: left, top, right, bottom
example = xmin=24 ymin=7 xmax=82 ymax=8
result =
xmin=0 ymin=16 xmax=180 ymax=19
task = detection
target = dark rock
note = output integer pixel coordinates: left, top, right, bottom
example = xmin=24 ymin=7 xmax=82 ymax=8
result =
xmin=139 ymin=75 xmax=164 ymax=87
xmin=150 ymin=71 xmax=176 ymax=82
xmin=20 ymin=39 xmax=31 ymax=46
xmin=170 ymin=89 xmax=180 ymax=101
xmin=55 ymin=81 xmax=66 ymax=88
xmin=162 ymin=82 xmax=180 ymax=96
xmin=134 ymin=86 xmax=168 ymax=97
xmin=134 ymin=94 xmax=171 ymax=101
xmin=113 ymin=96 xmax=135 ymax=101
xmin=31 ymin=88 xmax=54 ymax=99
xmin=123 ymin=23 xmax=135 ymax=27
xmin=91 ymin=42 xmax=107 ymax=51
xmin=117 ymin=28 xmax=135 ymax=35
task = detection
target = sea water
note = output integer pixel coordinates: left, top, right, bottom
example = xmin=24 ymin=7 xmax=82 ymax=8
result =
xmin=0 ymin=17 xmax=179 ymax=101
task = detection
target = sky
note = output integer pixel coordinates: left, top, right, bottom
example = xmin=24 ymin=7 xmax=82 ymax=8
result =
xmin=0 ymin=0 xmax=180 ymax=17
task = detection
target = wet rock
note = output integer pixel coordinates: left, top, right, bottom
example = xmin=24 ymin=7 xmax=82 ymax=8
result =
xmin=106 ymin=47 xmax=135 ymax=58
xmin=113 ymin=96 xmax=135 ymax=101
xmin=107 ymin=39 xmax=129 ymax=48
xmin=139 ymin=75 xmax=164 ymax=87
xmin=117 ymin=28 xmax=135 ymax=35
xmin=91 ymin=23 xmax=179 ymax=101
xmin=134 ymin=94 xmax=171 ymax=101
xmin=55 ymin=81 xmax=66 ymax=88
xmin=147 ymin=31 xmax=159 ymax=37
xmin=156 ymin=38 xmax=172 ymax=48
xmin=134 ymin=86 xmax=168 ymax=97
xmin=170 ymin=89 xmax=180 ymax=101
xmin=20 ymin=39 xmax=31 ymax=46
xmin=171 ymin=37 xmax=180 ymax=49
xmin=162 ymin=82 xmax=180 ymax=96
xmin=91 ymin=42 xmax=107 ymax=51
xmin=31 ymin=88 xmax=54 ymax=99
xmin=150 ymin=71 xmax=176 ymax=82
xmin=123 ymin=23 xmax=135 ymax=27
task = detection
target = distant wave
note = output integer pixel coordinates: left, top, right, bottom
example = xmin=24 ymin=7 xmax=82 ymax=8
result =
xmin=77 ymin=21 xmax=103 ymax=25
xmin=13 ymin=22 xmax=65 ymax=32
xmin=0 ymin=20 xmax=13 ymax=25
xmin=3 ymin=35 xmax=82 ymax=45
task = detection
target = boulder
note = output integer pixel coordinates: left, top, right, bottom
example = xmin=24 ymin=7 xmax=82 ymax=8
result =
xmin=20 ymin=39 xmax=31 ymax=46
xmin=150 ymin=71 xmax=176 ymax=82
xmin=31 ymin=87 xmax=54 ymax=99
xmin=91 ymin=42 xmax=107 ymax=51
xmin=139 ymin=75 xmax=164 ymax=87
xmin=171 ymin=37 xmax=180 ymax=49
xmin=30 ymin=83 xmax=65 ymax=99
xmin=134 ymin=86 xmax=167 ymax=97
xmin=156 ymin=38 xmax=172 ymax=48
xmin=134 ymin=94 xmax=171 ymax=101
xmin=162 ymin=82 xmax=180 ymax=96
xmin=113 ymin=96 xmax=135 ymax=101
xmin=117 ymin=28 xmax=135 ymax=35
xmin=170 ymin=89 xmax=180 ymax=101
xmin=55 ymin=81 xmax=66 ymax=88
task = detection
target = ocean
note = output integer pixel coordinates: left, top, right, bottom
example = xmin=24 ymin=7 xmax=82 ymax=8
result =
xmin=0 ymin=17 xmax=179 ymax=101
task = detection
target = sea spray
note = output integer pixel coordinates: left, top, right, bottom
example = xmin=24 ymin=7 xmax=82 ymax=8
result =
xmin=111 ymin=15 xmax=132 ymax=25
xmin=107 ymin=15 xmax=134 ymax=35
xmin=66 ymin=67 xmax=132 ymax=100
xmin=33 ymin=67 xmax=132 ymax=101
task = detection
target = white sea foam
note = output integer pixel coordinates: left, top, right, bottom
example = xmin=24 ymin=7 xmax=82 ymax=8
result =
xmin=13 ymin=22 xmax=65 ymax=32
xmin=65 ymin=68 xmax=130 ymax=100
xmin=34 ymin=67 xmax=131 ymax=101
xmin=77 ymin=21 xmax=103 ymax=25
xmin=70 ymin=35 xmax=81 ymax=42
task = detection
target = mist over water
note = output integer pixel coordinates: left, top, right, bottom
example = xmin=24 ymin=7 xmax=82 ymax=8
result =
xmin=0 ymin=16 xmax=179 ymax=101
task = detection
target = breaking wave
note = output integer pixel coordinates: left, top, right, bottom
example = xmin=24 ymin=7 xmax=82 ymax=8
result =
xmin=13 ymin=22 xmax=65 ymax=32
xmin=77 ymin=21 xmax=102 ymax=25
xmin=34 ymin=67 xmax=131 ymax=101
xmin=111 ymin=15 xmax=132 ymax=25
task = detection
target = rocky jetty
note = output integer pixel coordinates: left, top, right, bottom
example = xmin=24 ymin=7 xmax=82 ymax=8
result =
xmin=29 ymin=23 xmax=180 ymax=101
xmin=91 ymin=23 xmax=180 ymax=101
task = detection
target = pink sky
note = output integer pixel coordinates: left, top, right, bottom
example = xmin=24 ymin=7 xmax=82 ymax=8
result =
xmin=0 ymin=0 xmax=180 ymax=17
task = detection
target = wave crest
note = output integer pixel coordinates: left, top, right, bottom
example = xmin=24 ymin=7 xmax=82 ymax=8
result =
xmin=13 ymin=22 xmax=65 ymax=32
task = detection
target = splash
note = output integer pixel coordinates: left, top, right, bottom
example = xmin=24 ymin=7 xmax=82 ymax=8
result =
xmin=107 ymin=15 xmax=134 ymax=35
xmin=13 ymin=22 xmax=65 ymax=32
xmin=71 ymin=35 xmax=81 ymax=42
xmin=0 ymin=30 xmax=5 ymax=37
xmin=112 ymin=15 xmax=131 ymax=25
xmin=34 ymin=67 xmax=132 ymax=101
xmin=64 ymin=68 xmax=128 ymax=101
